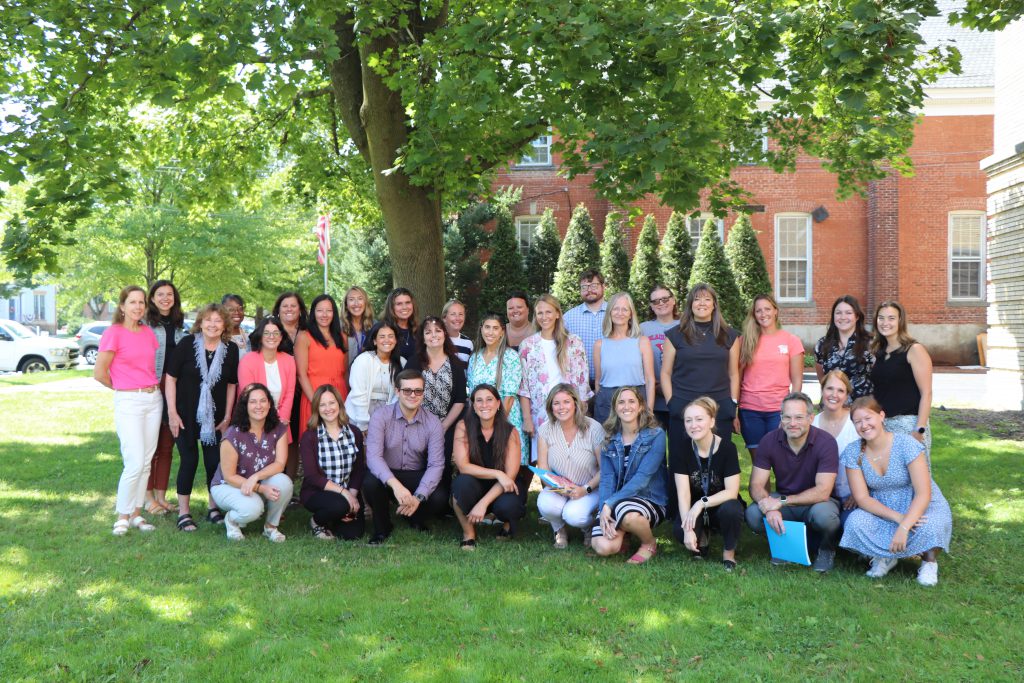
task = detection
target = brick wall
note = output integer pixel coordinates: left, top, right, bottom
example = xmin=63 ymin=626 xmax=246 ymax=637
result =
xmin=491 ymin=113 xmax=994 ymax=362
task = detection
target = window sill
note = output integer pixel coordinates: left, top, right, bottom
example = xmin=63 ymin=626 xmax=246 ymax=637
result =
xmin=946 ymin=299 xmax=988 ymax=308
xmin=778 ymin=300 xmax=816 ymax=308
xmin=512 ymin=164 xmax=555 ymax=171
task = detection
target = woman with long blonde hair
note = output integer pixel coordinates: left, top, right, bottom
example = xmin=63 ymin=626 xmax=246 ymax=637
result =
xmin=735 ymin=293 xmax=804 ymax=460
xmin=592 ymin=292 xmax=655 ymax=424
xmin=517 ymin=294 xmax=591 ymax=464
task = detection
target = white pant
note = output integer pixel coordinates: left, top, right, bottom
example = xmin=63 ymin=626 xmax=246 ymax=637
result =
xmin=537 ymin=489 xmax=600 ymax=532
xmin=113 ymin=390 xmax=164 ymax=515
xmin=210 ymin=473 xmax=293 ymax=527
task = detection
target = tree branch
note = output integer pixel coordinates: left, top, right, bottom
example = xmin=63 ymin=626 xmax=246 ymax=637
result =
xmin=327 ymin=12 xmax=369 ymax=159
xmin=248 ymin=48 xmax=324 ymax=64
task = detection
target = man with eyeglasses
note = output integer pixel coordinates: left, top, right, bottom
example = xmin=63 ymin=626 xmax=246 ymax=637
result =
xmin=562 ymin=270 xmax=607 ymax=384
xmin=362 ymin=369 xmax=447 ymax=544
xmin=745 ymin=392 xmax=841 ymax=572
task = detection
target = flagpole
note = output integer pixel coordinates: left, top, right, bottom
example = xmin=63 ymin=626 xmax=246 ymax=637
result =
xmin=323 ymin=247 xmax=329 ymax=294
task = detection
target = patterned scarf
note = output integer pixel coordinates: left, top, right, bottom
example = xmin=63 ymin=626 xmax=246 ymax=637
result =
xmin=317 ymin=423 xmax=359 ymax=487
xmin=193 ymin=335 xmax=227 ymax=445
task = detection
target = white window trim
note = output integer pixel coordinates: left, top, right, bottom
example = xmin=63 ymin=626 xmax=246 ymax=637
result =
xmin=517 ymin=135 xmax=552 ymax=167
xmin=688 ymin=214 xmax=725 ymax=249
xmin=514 ymin=215 xmax=543 ymax=255
xmin=774 ymin=212 xmax=813 ymax=303
xmin=947 ymin=210 xmax=986 ymax=301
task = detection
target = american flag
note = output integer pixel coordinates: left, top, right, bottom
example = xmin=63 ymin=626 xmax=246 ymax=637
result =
xmin=315 ymin=214 xmax=330 ymax=265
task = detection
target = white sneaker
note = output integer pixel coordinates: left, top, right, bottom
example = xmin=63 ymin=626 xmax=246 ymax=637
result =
xmin=865 ymin=556 xmax=898 ymax=578
xmin=224 ymin=512 xmax=244 ymax=541
xmin=917 ymin=561 xmax=939 ymax=586
xmin=553 ymin=527 xmax=568 ymax=549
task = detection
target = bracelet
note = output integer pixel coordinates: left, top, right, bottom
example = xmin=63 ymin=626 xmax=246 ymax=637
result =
xmin=899 ymin=523 xmax=911 ymax=531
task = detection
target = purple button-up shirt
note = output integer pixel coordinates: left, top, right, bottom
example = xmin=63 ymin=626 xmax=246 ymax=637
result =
xmin=365 ymin=401 xmax=445 ymax=497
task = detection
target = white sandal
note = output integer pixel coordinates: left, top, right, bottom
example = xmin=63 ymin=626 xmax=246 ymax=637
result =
xmin=112 ymin=518 xmax=130 ymax=536
xmin=263 ymin=526 xmax=286 ymax=543
xmin=129 ymin=515 xmax=156 ymax=532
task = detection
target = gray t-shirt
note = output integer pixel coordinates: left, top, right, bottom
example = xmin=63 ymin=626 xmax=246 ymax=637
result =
xmin=640 ymin=319 xmax=680 ymax=412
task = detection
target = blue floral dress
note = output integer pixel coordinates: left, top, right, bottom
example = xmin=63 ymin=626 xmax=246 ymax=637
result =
xmin=839 ymin=433 xmax=952 ymax=558
xmin=467 ymin=348 xmax=527 ymax=464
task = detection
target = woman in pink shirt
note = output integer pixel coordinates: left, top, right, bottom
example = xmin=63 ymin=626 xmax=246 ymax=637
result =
xmin=237 ymin=316 xmax=296 ymax=443
xmin=94 ymin=285 xmax=162 ymax=536
xmin=736 ymin=294 xmax=804 ymax=460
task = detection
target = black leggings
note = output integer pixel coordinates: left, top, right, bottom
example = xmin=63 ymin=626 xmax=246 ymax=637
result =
xmin=175 ymin=435 xmax=220 ymax=498
xmin=451 ymin=474 xmax=526 ymax=531
xmin=304 ymin=490 xmax=366 ymax=540
xmin=672 ymin=498 xmax=744 ymax=552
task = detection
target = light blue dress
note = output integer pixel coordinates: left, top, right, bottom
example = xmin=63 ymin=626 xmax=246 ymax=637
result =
xmin=839 ymin=433 xmax=952 ymax=558
xmin=467 ymin=348 xmax=527 ymax=464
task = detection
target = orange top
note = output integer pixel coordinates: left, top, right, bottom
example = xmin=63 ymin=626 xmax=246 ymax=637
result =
xmin=299 ymin=336 xmax=348 ymax=430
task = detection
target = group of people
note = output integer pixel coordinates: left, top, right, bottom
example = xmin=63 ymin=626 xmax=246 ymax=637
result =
xmin=95 ymin=272 xmax=951 ymax=584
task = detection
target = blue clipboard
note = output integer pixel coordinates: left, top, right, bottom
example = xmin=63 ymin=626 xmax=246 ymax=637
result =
xmin=764 ymin=520 xmax=811 ymax=566
xmin=527 ymin=466 xmax=569 ymax=491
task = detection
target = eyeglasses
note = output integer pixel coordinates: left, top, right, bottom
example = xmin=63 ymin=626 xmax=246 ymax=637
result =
xmin=263 ymin=331 xmax=282 ymax=339
xmin=580 ymin=283 xmax=603 ymax=291
xmin=650 ymin=296 xmax=672 ymax=306
xmin=399 ymin=388 xmax=425 ymax=396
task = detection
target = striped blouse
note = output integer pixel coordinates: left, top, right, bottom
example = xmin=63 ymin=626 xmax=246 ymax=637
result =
xmin=538 ymin=416 xmax=604 ymax=485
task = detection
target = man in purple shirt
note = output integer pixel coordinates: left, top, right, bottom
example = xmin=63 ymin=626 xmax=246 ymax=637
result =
xmin=362 ymin=369 xmax=448 ymax=545
xmin=745 ymin=392 xmax=841 ymax=572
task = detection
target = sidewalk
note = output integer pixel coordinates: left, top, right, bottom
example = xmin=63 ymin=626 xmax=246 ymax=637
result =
xmin=803 ymin=367 xmax=1006 ymax=411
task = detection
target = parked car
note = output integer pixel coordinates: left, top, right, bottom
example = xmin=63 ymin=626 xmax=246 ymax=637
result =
xmin=0 ymin=319 xmax=80 ymax=373
xmin=75 ymin=321 xmax=112 ymax=365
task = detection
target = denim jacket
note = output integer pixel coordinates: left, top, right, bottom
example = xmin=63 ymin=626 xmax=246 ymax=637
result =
xmin=598 ymin=426 xmax=669 ymax=510
xmin=153 ymin=323 xmax=186 ymax=378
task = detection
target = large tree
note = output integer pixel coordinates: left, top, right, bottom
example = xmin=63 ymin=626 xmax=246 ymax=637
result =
xmin=1 ymin=1 xmax=987 ymax=313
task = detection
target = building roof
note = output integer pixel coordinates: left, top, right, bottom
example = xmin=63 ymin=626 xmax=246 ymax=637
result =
xmin=922 ymin=0 xmax=995 ymax=88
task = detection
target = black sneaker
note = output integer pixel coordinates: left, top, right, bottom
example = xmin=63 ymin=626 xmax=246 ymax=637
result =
xmin=812 ymin=549 xmax=835 ymax=573
xmin=367 ymin=532 xmax=390 ymax=546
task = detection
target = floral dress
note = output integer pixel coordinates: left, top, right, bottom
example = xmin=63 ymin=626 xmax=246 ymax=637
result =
xmin=814 ymin=333 xmax=875 ymax=399
xmin=838 ymin=433 xmax=952 ymax=559
xmin=467 ymin=348 xmax=526 ymax=464
xmin=518 ymin=333 xmax=592 ymax=444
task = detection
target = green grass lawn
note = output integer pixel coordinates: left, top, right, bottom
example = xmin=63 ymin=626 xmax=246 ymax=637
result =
xmin=1 ymin=389 xmax=1022 ymax=681
xmin=0 ymin=368 xmax=91 ymax=386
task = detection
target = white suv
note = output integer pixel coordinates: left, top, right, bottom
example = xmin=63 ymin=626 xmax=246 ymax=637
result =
xmin=0 ymin=319 xmax=80 ymax=373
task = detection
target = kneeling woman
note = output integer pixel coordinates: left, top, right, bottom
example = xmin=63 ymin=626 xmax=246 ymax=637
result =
xmin=300 ymin=385 xmax=367 ymax=540
xmin=671 ymin=397 xmax=743 ymax=571
xmin=209 ymin=383 xmax=293 ymax=541
xmin=451 ymin=384 xmax=525 ymax=547
xmin=592 ymin=387 xmax=669 ymax=564
xmin=535 ymin=383 xmax=603 ymax=549
xmin=840 ymin=396 xmax=952 ymax=586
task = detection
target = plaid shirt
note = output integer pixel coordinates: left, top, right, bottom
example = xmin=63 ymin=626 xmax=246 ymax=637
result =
xmin=317 ymin=423 xmax=360 ymax=488
xmin=563 ymin=301 xmax=607 ymax=380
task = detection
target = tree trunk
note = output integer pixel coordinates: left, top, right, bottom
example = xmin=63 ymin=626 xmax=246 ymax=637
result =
xmin=338 ymin=34 xmax=446 ymax=316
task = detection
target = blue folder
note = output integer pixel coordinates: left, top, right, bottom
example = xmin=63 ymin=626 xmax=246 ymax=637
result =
xmin=764 ymin=520 xmax=811 ymax=566
xmin=527 ymin=465 xmax=569 ymax=491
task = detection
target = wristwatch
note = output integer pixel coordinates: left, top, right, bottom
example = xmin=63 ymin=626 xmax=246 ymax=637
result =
xmin=916 ymin=426 xmax=926 ymax=434
xmin=701 ymin=496 xmax=709 ymax=505
xmin=415 ymin=493 xmax=426 ymax=502
xmin=779 ymin=495 xmax=788 ymax=506
xmin=585 ymin=485 xmax=593 ymax=494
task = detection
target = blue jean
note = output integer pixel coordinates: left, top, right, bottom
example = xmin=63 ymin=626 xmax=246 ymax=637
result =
xmin=738 ymin=408 xmax=781 ymax=449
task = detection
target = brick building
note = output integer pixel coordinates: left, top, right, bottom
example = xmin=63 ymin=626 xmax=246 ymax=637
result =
xmin=492 ymin=10 xmax=993 ymax=365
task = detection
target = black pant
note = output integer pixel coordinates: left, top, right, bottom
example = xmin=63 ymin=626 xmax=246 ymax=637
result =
xmin=175 ymin=435 xmax=220 ymax=498
xmin=451 ymin=474 xmax=525 ymax=531
xmin=673 ymin=498 xmax=744 ymax=552
xmin=514 ymin=467 xmax=534 ymax=512
xmin=304 ymin=490 xmax=366 ymax=540
xmin=361 ymin=470 xmax=449 ymax=536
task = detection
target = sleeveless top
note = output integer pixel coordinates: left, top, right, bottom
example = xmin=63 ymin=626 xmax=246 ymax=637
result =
xmin=599 ymin=337 xmax=645 ymax=388
xmin=870 ymin=347 xmax=921 ymax=416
